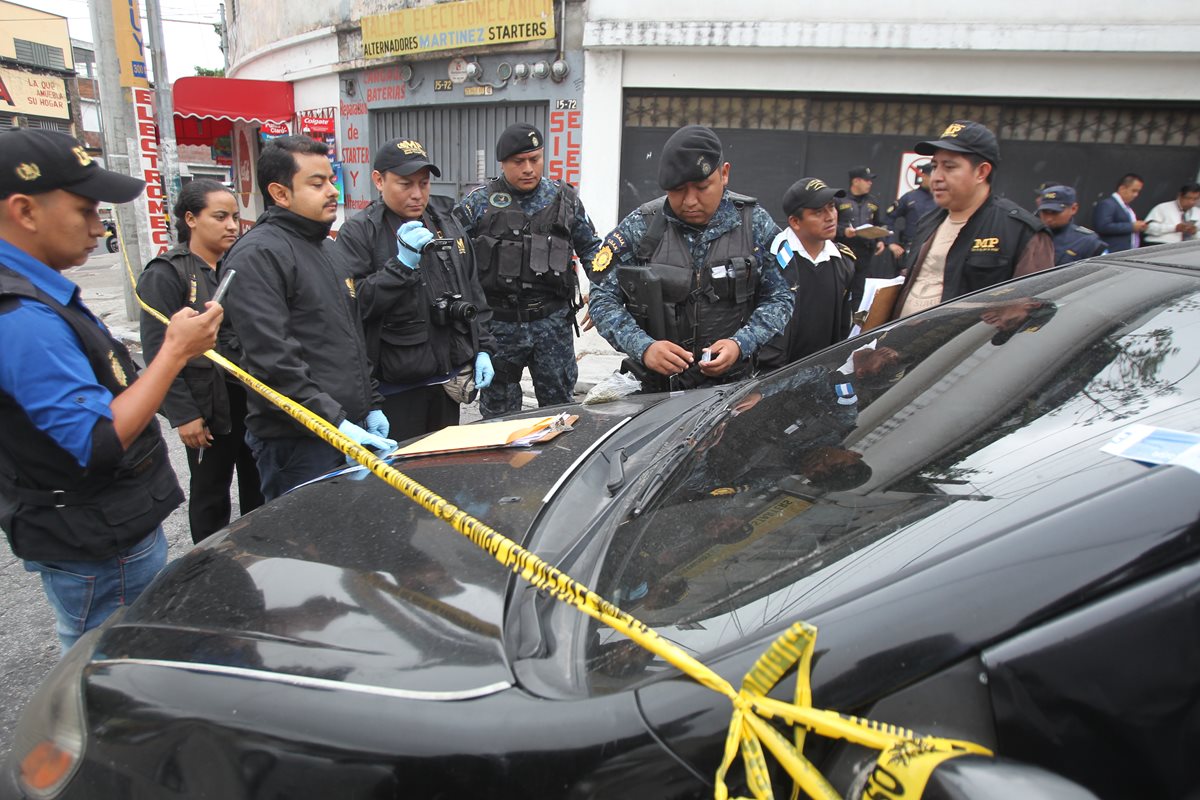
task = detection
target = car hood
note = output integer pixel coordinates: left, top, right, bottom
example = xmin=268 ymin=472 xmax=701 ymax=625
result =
xmin=94 ymin=398 xmax=657 ymax=696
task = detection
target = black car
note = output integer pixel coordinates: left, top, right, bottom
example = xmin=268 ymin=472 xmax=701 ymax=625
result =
xmin=9 ymin=243 xmax=1200 ymax=799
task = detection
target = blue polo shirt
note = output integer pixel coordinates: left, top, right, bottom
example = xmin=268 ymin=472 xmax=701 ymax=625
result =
xmin=0 ymin=239 xmax=115 ymax=467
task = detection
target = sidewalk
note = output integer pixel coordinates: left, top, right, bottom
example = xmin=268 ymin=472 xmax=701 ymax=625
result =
xmin=70 ymin=251 xmax=626 ymax=405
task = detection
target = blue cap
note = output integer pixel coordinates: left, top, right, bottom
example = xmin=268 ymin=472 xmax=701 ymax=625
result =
xmin=1037 ymin=185 xmax=1077 ymax=212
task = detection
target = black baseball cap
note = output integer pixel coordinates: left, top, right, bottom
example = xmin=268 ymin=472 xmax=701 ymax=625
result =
xmin=918 ymin=162 xmax=933 ymax=174
xmin=783 ymin=177 xmax=846 ymax=217
xmin=373 ymin=138 xmax=442 ymax=177
xmin=916 ymin=120 xmax=1001 ymax=164
xmin=0 ymin=129 xmax=144 ymax=202
xmin=1036 ymin=185 xmax=1077 ymax=212
xmin=658 ymin=125 xmax=723 ymax=191
xmin=496 ymin=122 xmax=544 ymax=162
xmin=849 ymin=165 xmax=877 ymax=181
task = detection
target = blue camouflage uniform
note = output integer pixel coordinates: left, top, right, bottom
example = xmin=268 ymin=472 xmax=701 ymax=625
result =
xmin=457 ymin=177 xmax=601 ymax=417
xmin=588 ymin=191 xmax=793 ymax=387
xmin=1049 ymin=223 xmax=1107 ymax=265
xmin=885 ymin=186 xmax=938 ymax=253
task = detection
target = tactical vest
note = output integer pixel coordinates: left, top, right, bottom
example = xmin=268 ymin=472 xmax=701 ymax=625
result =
xmin=620 ymin=194 xmax=759 ymax=388
xmin=900 ymin=194 xmax=1047 ymax=303
xmin=0 ymin=266 xmax=182 ymax=561
xmin=472 ymin=178 xmax=577 ymax=304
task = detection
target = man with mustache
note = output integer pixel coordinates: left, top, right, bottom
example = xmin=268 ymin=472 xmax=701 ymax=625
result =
xmin=890 ymin=120 xmax=1054 ymax=320
xmin=222 ymin=136 xmax=394 ymax=500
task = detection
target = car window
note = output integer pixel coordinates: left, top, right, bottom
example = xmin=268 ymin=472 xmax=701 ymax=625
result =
xmin=538 ymin=263 xmax=1200 ymax=695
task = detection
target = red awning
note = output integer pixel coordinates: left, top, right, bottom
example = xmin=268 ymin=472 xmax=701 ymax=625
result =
xmin=172 ymin=76 xmax=294 ymax=145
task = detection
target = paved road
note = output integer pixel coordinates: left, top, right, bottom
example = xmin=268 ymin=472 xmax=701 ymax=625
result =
xmin=0 ymin=249 xmax=621 ymax=765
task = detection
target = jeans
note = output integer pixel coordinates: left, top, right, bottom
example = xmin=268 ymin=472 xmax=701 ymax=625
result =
xmin=24 ymin=526 xmax=168 ymax=654
xmin=245 ymin=431 xmax=343 ymax=502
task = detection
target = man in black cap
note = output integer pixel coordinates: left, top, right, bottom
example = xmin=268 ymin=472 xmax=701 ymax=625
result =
xmin=758 ymin=177 xmax=856 ymax=370
xmin=588 ymin=124 xmax=793 ymax=392
xmin=891 ymin=120 xmax=1054 ymax=320
xmin=1035 ymin=185 xmax=1107 ymax=265
xmin=885 ymin=161 xmax=937 ymax=262
xmin=222 ymin=135 xmax=395 ymax=500
xmin=334 ymin=138 xmax=495 ymax=441
xmin=0 ymin=129 xmax=223 ymax=651
xmin=836 ymin=165 xmax=887 ymax=309
xmin=456 ymin=122 xmax=602 ymax=418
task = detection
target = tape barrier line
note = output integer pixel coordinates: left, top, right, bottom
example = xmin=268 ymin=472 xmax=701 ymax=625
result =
xmin=116 ymin=223 xmax=990 ymax=799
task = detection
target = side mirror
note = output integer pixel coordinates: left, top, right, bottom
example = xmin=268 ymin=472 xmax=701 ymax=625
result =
xmin=919 ymin=755 xmax=1099 ymax=800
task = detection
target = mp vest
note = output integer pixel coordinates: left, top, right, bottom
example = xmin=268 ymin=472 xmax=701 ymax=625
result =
xmin=0 ymin=266 xmax=182 ymax=561
xmin=901 ymin=194 xmax=1047 ymax=303
xmin=472 ymin=178 xmax=577 ymax=304
xmin=620 ymin=194 xmax=759 ymax=388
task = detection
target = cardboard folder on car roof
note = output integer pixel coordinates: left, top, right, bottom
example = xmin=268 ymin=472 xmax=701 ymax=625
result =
xmin=391 ymin=413 xmax=578 ymax=458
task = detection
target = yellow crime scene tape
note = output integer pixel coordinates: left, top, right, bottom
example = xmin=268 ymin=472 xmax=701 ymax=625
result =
xmin=117 ymin=223 xmax=990 ymax=799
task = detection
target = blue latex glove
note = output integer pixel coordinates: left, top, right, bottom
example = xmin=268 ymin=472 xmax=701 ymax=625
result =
xmin=395 ymin=220 xmax=434 ymax=269
xmin=474 ymin=352 xmax=495 ymax=389
xmin=364 ymin=409 xmax=390 ymax=439
xmin=337 ymin=419 xmax=397 ymax=464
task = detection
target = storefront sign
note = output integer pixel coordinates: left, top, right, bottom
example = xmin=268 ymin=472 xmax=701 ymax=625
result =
xmin=110 ymin=0 xmax=149 ymax=88
xmin=131 ymin=87 xmax=170 ymax=254
xmin=548 ymin=108 xmax=581 ymax=186
xmin=362 ymin=0 xmax=554 ymax=59
xmin=299 ymin=115 xmax=335 ymax=135
xmin=0 ymin=68 xmax=68 ymax=119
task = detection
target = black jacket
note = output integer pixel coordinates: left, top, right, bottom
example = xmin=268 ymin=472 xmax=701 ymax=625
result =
xmin=222 ymin=207 xmax=379 ymax=439
xmin=137 ymin=245 xmax=242 ymax=433
xmin=836 ymin=192 xmax=885 ymax=260
xmin=334 ymin=196 xmax=494 ymax=385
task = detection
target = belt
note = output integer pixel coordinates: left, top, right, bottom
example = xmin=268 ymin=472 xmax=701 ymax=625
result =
xmin=490 ymin=298 xmax=567 ymax=323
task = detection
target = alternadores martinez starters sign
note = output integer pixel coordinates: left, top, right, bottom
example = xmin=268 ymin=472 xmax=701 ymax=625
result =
xmin=362 ymin=0 xmax=554 ymax=58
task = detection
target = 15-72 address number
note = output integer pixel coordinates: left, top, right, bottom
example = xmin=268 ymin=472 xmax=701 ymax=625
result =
xmin=556 ymin=99 xmax=578 ymax=110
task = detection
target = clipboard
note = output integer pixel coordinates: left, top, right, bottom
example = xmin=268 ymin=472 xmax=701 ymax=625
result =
xmin=392 ymin=413 xmax=579 ymax=458
xmin=853 ymin=224 xmax=892 ymax=240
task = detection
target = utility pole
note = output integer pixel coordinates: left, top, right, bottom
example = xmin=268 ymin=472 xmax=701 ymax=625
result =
xmin=145 ymin=0 xmax=182 ymax=233
xmin=89 ymin=0 xmax=149 ymax=320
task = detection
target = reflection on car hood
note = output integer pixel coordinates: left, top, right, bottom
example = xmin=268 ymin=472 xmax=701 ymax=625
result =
xmin=95 ymin=401 xmax=653 ymax=695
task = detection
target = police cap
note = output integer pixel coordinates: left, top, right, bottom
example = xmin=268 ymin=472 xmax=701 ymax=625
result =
xmin=0 ymin=129 xmax=144 ymax=202
xmin=783 ymin=177 xmax=846 ymax=218
xmin=658 ymin=125 xmax=723 ymax=191
xmin=1036 ymin=185 xmax=1077 ymax=212
xmin=915 ymin=120 xmax=1001 ymax=164
xmin=918 ymin=162 xmax=933 ymax=174
xmin=373 ymin=138 xmax=442 ymax=177
xmin=848 ymin=165 xmax=877 ymax=181
xmin=495 ymin=122 xmax=544 ymax=162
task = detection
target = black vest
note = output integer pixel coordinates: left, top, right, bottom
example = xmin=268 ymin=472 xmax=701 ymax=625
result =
xmin=374 ymin=198 xmax=478 ymax=383
xmin=619 ymin=194 xmax=759 ymax=389
xmin=472 ymin=178 xmax=577 ymax=304
xmin=900 ymin=194 xmax=1047 ymax=304
xmin=0 ymin=266 xmax=182 ymax=561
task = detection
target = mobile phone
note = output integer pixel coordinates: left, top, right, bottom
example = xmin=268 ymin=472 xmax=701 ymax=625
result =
xmin=425 ymin=238 xmax=455 ymax=252
xmin=212 ymin=269 xmax=237 ymax=305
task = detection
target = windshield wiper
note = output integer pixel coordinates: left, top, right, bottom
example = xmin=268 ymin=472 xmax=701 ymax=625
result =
xmin=628 ymin=392 xmax=733 ymax=518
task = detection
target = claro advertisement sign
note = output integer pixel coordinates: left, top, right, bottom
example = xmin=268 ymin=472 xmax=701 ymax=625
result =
xmin=362 ymin=0 xmax=554 ymax=59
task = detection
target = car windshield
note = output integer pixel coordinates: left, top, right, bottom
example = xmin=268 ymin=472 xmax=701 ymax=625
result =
xmin=529 ymin=259 xmax=1200 ymax=695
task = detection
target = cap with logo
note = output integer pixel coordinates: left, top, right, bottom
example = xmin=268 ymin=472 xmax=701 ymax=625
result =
xmin=1036 ymin=185 xmax=1077 ymax=212
xmin=918 ymin=162 xmax=934 ymax=174
xmin=783 ymin=177 xmax=847 ymax=218
xmin=0 ymin=129 xmax=144 ymax=202
xmin=495 ymin=122 xmax=544 ymax=162
xmin=658 ymin=125 xmax=723 ymax=191
xmin=915 ymin=120 xmax=1001 ymax=164
xmin=374 ymin=138 xmax=442 ymax=177
xmin=848 ymin=165 xmax=877 ymax=181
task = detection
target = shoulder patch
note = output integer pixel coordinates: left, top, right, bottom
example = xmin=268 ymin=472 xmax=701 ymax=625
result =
xmin=837 ymin=243 xmax=857 ymax=260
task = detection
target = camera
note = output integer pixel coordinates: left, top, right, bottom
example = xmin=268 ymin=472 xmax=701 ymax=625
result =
xmin=430 ymin=292 xmax=478 ymax=326
xmin=425 ymin=238 xmax=454 ymax=253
